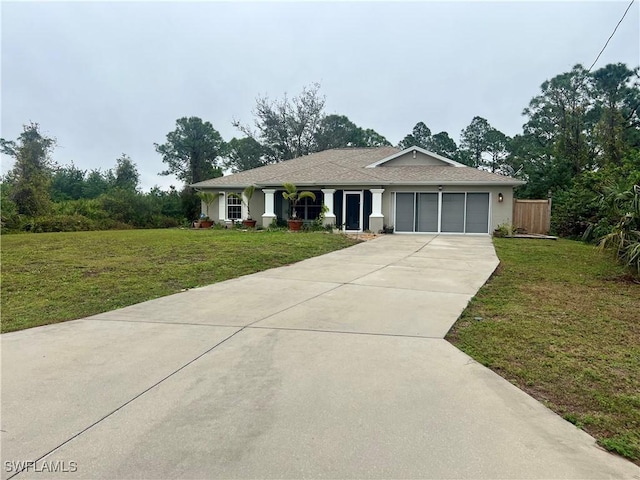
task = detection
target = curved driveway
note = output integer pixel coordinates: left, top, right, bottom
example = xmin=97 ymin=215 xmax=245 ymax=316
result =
xmin=2 ymin=235 xmax=638 ymax=479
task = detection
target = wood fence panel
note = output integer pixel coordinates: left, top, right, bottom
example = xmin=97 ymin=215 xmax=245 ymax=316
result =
xmin=513 ymin=199 xmax=551 ymax=235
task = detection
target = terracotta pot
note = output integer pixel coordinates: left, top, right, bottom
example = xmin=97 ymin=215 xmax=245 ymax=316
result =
xmin=242 ymin=219 xmax=257 ymax=228
xmin=287 ymin=219 xmax=304 ymax=231
xmin=199 ymin=221 xmax=213 ymax=228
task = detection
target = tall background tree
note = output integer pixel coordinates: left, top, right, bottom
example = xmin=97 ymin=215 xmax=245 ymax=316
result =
xmin=155 ymin=117 xmax=225 ymax=185
xmin=234 ymin=83 xmax=326 ymax=162
xmin=458 ymin=116 xmax=494 ymax=168
xmin=155 ymin=116 xmax=226 ymax=220
xmin=512 ymin=63 xmax=640 ymax=238
xmin=398 ymin=122 xmax=432 ymax=149
xmin=591 ymin=63 xmax=640 ymax=167
xmin=113 ymin=154 xmax=140 ymax=192
xmin=224 ymin=137 xmax=268 ymax=173
xmin=235 ymin=84 xmax=390 ymax=163
xmin=0 ymin=122 xmax=55 ymax=216
xmin=314 ymin=114 xmax=365 ymax=150
xmin=429 ymin=131 xmax=458 ymax=158
xmin=51 ymin=163 xmax=86 ymax=201
xmin=396 ymin=122 xmax=459 ymax=159
xmin=314 ymin=114 xmax=391 ymax=150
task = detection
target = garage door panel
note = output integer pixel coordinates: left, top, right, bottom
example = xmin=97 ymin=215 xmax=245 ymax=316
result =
xmin=465 ymin=193 xmax=490 ymax=233
xmin=395 ymin=193 xmax=415 ymax=232
xmin=416 ymin=193 xmax=438 ymax=232
xmin=441 ymin=193 xmax=465 ymax=233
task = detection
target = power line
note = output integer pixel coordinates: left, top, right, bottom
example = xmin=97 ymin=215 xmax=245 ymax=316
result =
xmin=588 ymin=0 xmax=636 ymax=72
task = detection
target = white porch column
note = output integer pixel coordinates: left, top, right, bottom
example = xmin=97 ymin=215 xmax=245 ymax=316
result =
xmin=262 ymin=189 xmax=277 ymax=228
xmin=218 ymin=192 xmax=226 ymax=221
xmin=369 ymin=188 xmax=385 ymax=233
xmin=321 ymin=188 xmax=336 ymax=226
xmin=241 ymin=192 xmax=249 ymax=220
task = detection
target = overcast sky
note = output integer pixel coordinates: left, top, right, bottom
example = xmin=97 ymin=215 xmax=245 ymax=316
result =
xmin=2 ymin=1 xmax=638 ymax=190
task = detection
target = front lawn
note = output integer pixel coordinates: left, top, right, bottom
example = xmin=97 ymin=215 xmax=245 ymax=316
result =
xmin=1 ymin=229 xmax=356 ymax=333
xmin=447 ymin=238 xmax=640 ymax=464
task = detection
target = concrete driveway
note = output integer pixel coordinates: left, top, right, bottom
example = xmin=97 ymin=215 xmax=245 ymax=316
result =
xmin=2 ymin=235 xmax=638 ymax=479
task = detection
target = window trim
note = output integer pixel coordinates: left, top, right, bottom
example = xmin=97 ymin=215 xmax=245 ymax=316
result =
xmin=226 ymin=194 xmax=242 ymax=220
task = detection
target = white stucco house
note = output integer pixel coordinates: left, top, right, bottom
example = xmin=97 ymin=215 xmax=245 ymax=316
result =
xmin=191 ymin=146 xmax=524 ymax=234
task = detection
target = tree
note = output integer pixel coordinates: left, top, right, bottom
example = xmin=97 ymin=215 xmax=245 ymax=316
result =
xmin=398 ymin=122 xmax=432 ymax=149
xmin=523 ymin=64 xmax=593 ymax=178
xmin=114 ymin=154 xmax=139 ymax=191
xmin=51 ymin=163 xmax=86 ymax=201
xmin=360 ymin=128 xmax=391 ymax=147
xmin=0 ymin=174 xmax=20 ymax=231
xmin=314 ymin=114 xmax=390 ymax=150
xmin=148 ymin=185 xmax=183 ymax=219
xmin=485 ymin=128 xmax=511 ymax=173
xmin=83 ymin=168 xmax=114 ymax=199
xmin=428 ymin=132 xmax=458 ymax=159
xmin=459 ymin=116 xmax=493 ymax=168
xmin=234 ymin=83 xmax=326 ymax=162
xmin=155 ymin=117 xmax=225 ymax=185
xmin=224 ymin=137 xmax=267 ymax=173
xmin=591 ymin=63 xmax=640 ymax=167
xmin=0 ymin=122 xmax=55 ymax=216
xmin=314 ymin=114 xmax=364 ymax=150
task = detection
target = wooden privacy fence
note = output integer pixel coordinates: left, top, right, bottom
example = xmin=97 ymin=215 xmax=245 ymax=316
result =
xmin=513 ymin=199 xmax=551 ymax=235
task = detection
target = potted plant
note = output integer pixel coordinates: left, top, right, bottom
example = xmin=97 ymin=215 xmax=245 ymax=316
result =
xmin=198 ymin=214 xmax=214 ymax=229
xmin=195 ymin=191 xmax=221 ymax=228
xmin=228 ymin=185 xmax=257 ymax=228
xmin=282 ymin=183 xmax=316 ymax=231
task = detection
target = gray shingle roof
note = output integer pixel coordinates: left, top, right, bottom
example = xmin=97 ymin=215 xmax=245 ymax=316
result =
xmin=191 ymin=147 xmax=524 ymax=188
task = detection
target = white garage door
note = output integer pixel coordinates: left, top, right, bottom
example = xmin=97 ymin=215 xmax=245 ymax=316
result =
xmin=395 ymin=192 xmax=489 ymax=233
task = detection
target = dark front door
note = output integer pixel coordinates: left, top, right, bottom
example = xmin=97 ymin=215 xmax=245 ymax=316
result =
xmin=344 ymin=192 xmax=362 ymax=231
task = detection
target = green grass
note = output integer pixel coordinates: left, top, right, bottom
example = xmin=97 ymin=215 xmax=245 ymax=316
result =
xmin=1 ymin=229 xmax=357 ymax=333
xmin=447 ymin=238 xmax=640 ymax=464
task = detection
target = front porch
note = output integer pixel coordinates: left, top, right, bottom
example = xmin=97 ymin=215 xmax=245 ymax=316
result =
xmin=207 ymin=188 xmax=386 ymax=233
xmin=260 ymin=188 xmax=384 ymax=232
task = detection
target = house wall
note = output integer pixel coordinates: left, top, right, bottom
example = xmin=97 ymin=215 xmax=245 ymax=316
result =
xmin=202 ymin=185 xmax=514 ymax=233
xmin=381 ymin=185 xmax=514 ymax=233
xmin=250 ymin=193 xmax=265 ymax=222
xmin=199 ymin=189 xmax=264 ymax=224
xmin=381 ymin=151 xmax=449 ymax=166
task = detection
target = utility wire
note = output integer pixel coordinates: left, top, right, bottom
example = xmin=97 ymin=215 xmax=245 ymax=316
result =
xmin=588 ymin=0 xmax=636 ymax=72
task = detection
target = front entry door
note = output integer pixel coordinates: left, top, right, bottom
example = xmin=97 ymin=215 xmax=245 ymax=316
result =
xmin=344 ymin=191 xmax=363 ymax=231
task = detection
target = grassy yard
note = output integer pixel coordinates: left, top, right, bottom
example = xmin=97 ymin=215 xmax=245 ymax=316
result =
xmin=447 ymin=238 xmax=640 ymax=464
xmin=1 ymin=229 xmax=356 ymax=333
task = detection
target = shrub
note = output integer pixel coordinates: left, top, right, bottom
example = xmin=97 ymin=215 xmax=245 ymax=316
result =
xmin=493 ymin=224 xmax=514 ymax=237
xmin=598 ymin=185 xmax=640 ymax=276
xmin=29 ymin=214 xmax=96 ymax=232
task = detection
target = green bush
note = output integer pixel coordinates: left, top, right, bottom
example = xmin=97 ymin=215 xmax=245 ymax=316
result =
xmin=29 ymin=214 xmax=96 ymax=232
xmin=55 ymin=198 xmax=109 ymax=221
xmin=598 ymin=185 xmax=640 ymax=276
xmin=493 ymin=224 xmax=514 ymax=237
xmin=551 ymin=185 xmax=601 ymax=238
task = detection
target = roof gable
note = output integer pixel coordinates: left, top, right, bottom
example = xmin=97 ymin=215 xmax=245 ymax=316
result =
xmin=365 ymin=146 xmax=465 ymax=168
